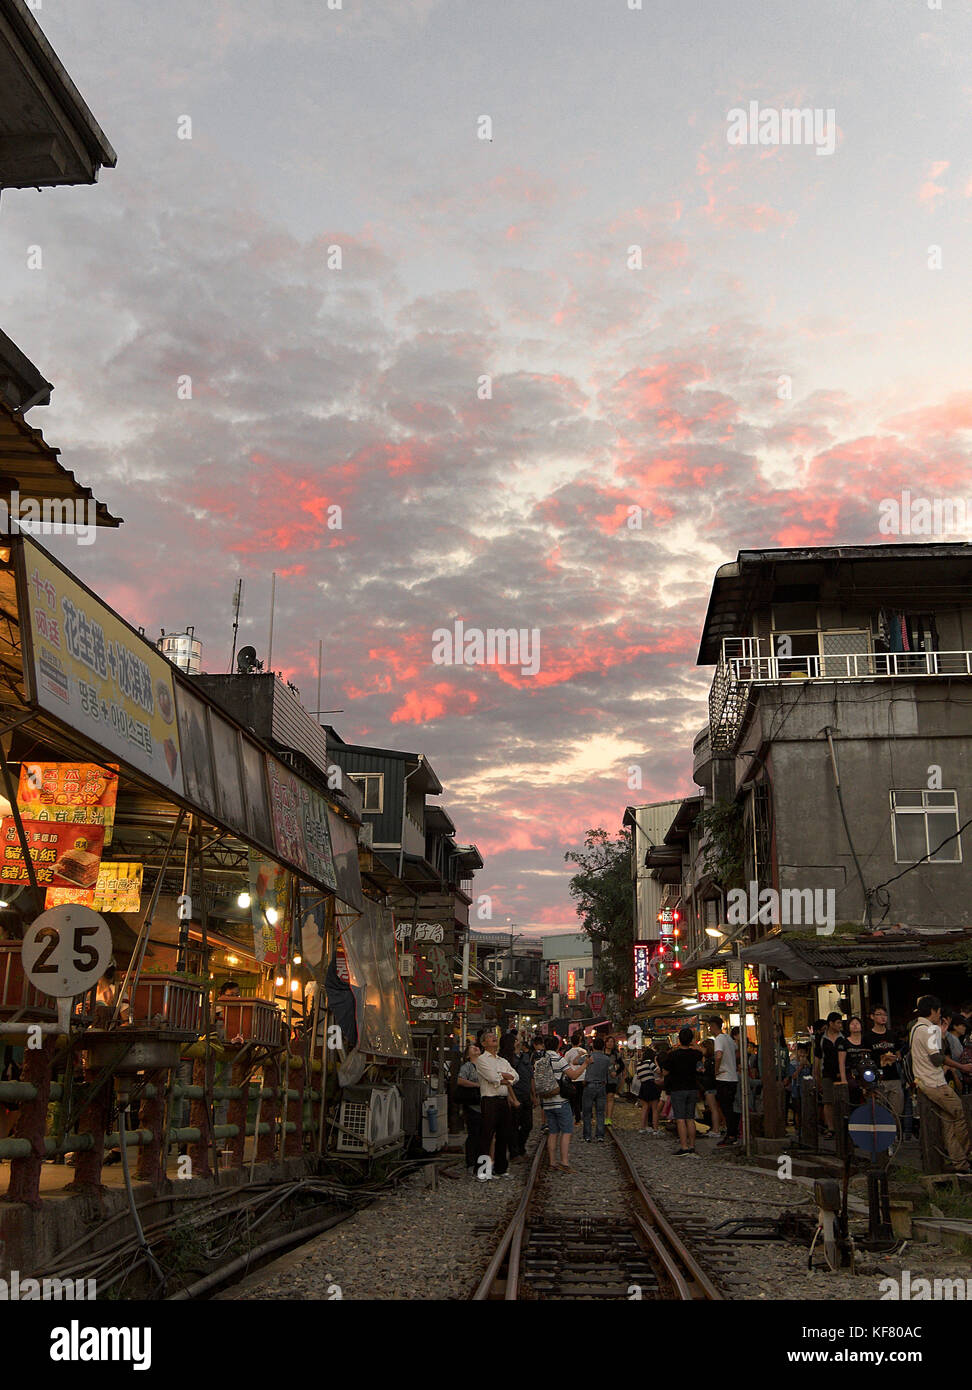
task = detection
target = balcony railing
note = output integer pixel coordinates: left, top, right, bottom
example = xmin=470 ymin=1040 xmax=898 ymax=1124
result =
xmin=709 ymin=636 xmax=972 ymax=753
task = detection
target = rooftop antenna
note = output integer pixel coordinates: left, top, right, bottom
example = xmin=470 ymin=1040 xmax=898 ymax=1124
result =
xmin=228 ymin=579 xmax=244 ymax=674
xmin=267 ymin=572 xmax=276 ymax=674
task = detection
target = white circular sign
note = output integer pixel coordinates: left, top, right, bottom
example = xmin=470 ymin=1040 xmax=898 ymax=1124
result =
xmin=22 ymin=906 xmax=112 ymax=998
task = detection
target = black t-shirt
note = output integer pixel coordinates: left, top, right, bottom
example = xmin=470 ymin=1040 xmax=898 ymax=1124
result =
xmin=864 ymin=1028 xmax=902 ymax=1081
xmin=662 ymin=1046 xmax=703 ymax=1091
xmin=820 ymin=1033 xmax=844 ymax=1081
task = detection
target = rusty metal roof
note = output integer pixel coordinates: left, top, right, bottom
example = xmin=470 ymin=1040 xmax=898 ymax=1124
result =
xmin=0 ymin=400 xmax=120 ymax=525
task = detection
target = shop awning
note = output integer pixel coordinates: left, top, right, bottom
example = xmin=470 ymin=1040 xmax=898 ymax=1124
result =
xmin=739 ymin=935 xmax=959 ymax=982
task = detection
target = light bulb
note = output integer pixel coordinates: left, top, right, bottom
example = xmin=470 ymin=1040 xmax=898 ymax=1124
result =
xmin=275 ymin=976 xmax=284 ymax=988
xmin=237 ymin=891 xmax=250 ymax=909
xmin=293 ymin=954 xmax=302 ymax=965
xmin=265 ymin=907 xmax=278 ymax=925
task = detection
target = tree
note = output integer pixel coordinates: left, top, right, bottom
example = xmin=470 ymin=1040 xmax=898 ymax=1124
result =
xmin=564 ymin=827 xmax=634 ymax=1001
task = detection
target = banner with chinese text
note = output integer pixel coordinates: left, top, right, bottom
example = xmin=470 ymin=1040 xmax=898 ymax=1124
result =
xmin=46 ymin=860 xmax=143 ymax=912
xmin=18 ymin=761 xmax=118 ymax=846
xmin=0 ymin=818 xmax=105 ymax=888
xmin=22 ymin=539 xmax=184 ymax=796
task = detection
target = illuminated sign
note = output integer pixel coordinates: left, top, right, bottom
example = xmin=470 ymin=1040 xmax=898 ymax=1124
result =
xmin=696 ymin=967 xmax=758 ymax=1005
xmin=656 ymin=906 xmax=680 ymax=938
xmin=633 ymin=943 xmax=652 ymax=996
xmin=548 ymin=962 xmax=560 ymax=992
xmin=566 ymin=969 xmax=577 ymax=1001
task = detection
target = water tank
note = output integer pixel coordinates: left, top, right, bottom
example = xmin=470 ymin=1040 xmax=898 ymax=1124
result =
xmin=159 ymin=629 xmax=202 ymax=674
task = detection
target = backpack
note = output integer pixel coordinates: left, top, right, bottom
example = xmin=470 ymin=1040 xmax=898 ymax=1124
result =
xmin=533 ymin=1053 xmax=560 ymax=1100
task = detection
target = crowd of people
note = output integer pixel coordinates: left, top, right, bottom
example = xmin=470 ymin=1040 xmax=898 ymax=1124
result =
xmin=455 ymin=994 xmax=972 ymax=1178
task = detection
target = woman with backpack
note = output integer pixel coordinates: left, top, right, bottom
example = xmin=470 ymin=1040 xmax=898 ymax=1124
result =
xmin=532 ymin=1043 xmax=589 ymax=1173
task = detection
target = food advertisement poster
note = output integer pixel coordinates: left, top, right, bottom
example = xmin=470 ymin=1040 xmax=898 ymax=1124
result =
xmin=22 ymin=538 xmax=184 ymax=796
xmin=0 ymin=818 xmax=105 ymax=888
xmin=298 ymin=781 xmax=337 ymax=892
xmin=266 ymin=757 xmax=308 ymax=873
xmin=47 ymin=860 xmax=143 ymax=912
xmin=248 ymin=851 xmax=291 ymax=966
xmin=18 ymin=761 xmax=119 ymax=845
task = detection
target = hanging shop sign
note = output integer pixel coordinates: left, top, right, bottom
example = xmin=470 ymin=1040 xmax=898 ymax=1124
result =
xmin=22 ymin=537 xmax=183 ymax=796
xmin=657 ymin=907 xmax=679 ymax=938
xmin=566 ymin=969 xmax=577 ymax=1001
xmin=696 ymin=966 xmax=758 ymax=1005
xmin=405 ymin=918 xmax=454 ymax=1016
xmin=0 ymin=818 xmax=105 ymax=889
xmin=266 ymin=757 xmax=308 ymax=872
xmin=633 ymin=943 xmax=652 ymax=996
xmin=548 ymin=962 xmax=560 ymax=992
xmin=298 ymin=782 xmax=337 ymax=892
xmin=17 ymin=761 xmax=119 ymax=846
xmin=47 ymin=860 xmax=143 ymax=912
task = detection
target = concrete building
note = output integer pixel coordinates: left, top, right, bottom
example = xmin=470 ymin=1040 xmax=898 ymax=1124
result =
xmin=695 ymin=543 xmax=972 ymax=933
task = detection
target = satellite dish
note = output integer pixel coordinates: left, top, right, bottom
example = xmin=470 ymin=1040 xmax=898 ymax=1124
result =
xmin=237 ymin=645 xmax=263 ymax=674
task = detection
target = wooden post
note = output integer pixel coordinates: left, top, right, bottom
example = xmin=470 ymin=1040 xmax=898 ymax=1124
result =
xmin=257 ymin=1057 xmax=280 ymax=1163
xmin=136 ymin=1068 xmax=167 ymax=1185
xmin=188 ymin=1056 xmax=213 ymax=1179
xmin=799 ymin=1076 xmax=819 ymax=1151
xmin=68 ymin=1064 xmax=110 ymax=1192
xmin=5 ymin=1035 xmax=56 ymax=1207
xmin=227 ymin=1053 xmax=250 ymax=1169
xmin=286 ymin=1057 xmax=304 ymax=1156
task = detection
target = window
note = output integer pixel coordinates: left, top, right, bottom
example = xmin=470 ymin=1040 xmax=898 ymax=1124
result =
xmin=891 ymin=790 xmax=961 ymax=864
xmin=348 ymin=772 xmax=383 ymax=813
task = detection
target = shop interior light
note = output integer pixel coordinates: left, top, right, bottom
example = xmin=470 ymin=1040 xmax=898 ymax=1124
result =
xmin=265 ymin=906 xmax=278 ymax=925
xmin=237 ymin=891 xmax=251 ymax=909
xmin=705 ymin=927 xmax=724 ymax=938
xmin=226 ymin=955 xmax=239 ymax=966
xmin=0 ymin=900 xmax=7 ymax=910
xmin=290 ymin=979 xmax=300 ymax=993
xmin=293 ymin=954 xmax=301 ymax=965
xmin=275 ymin=976 xmax=284 ymax=988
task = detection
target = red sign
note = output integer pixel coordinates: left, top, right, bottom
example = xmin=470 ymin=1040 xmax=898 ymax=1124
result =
xmin=0 ymin=819 xmax=105 ymax=888
xmin=548 ymin=962 xmax=560 ymax=992
xmin=589 ymin=990 xmax=605 ymax=1014
xmin=566 ymin=969 xmax=577 ymax=1001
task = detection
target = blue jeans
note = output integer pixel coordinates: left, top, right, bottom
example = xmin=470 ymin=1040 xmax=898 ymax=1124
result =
xmin=583 ymin=1082 xmax=606 ymax=1139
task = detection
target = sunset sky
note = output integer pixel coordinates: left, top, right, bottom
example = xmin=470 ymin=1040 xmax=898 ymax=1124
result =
xmin=2 ymin=0 xmax=970 ymax=933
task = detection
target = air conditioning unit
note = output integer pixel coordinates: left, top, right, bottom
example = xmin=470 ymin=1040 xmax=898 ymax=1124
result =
xmin=335 ymin=1084 xmax=403 ymax=1154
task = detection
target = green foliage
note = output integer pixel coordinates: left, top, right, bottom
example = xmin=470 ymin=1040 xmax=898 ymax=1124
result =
xmin=696 ymin=800 xmax=746 ymax=891
xmin=564 ymin=828 xmax=634 ymax=1000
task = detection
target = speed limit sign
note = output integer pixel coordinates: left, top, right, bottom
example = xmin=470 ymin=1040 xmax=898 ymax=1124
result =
xmin=22 ymin=906 xmax=112 ymax=999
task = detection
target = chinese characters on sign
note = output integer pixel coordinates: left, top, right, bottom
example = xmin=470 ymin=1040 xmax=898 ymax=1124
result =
xmin=0 ymin=819 xmax=105 ymax=888
xmin=566 ymin=969 xmax=577 ymax=1001
xmin=18 ymin=761 xmax=119 ymax=845
xmin=266 ymin=758 xmax=307 ymax=872
xmin=23 ymin=539 xmax=183 ymax=794
xmin=548 ymin=962 xmax=560 ymax=992
xmin=695 ymin=967 xmax=758 ymax=1004
xmin=633 ymin=943 xmax=652 ymax=996
xmin=47 ymin=860 xmax=143 ymax=912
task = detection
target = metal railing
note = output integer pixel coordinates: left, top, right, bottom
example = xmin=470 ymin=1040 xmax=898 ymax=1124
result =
xmin=724 ymin=644 xmax=972 ymax=684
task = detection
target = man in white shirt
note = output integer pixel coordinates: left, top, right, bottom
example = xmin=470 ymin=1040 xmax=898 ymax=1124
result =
xmin=474 ymin=1030 xmax=518 ymax=1179
xmin=563 ymin=1032 xmax=588 ymax=1125
xmin=710 ymin=1016 xmax=739 ymax=1146
xmin=910 ymin=995 xmax=971 ymax=1173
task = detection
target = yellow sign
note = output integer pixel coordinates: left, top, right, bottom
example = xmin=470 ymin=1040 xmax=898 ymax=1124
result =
xmin=47 ymin=861 xmax=144 ymax=913
xmin=696 ymin=966 xmax=758 ymax=1004
xmin=18 ymin=761 xmax=119 ymax=845
xmin=566 ymin=968 xmax=577 ymax=1001
xmin=23 ymin=538 xmax=183 ymax=795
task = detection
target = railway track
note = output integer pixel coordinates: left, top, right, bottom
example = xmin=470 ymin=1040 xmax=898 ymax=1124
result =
xmin=472 ymin=1128 xmax=724 ymax=1301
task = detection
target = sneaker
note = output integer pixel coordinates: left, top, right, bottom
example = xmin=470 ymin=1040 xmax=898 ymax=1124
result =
xmin=495 ymin=1172 xmax=513 ymax=1180
xmin=685 ymin=1149 xmax=700 ymax=1157
xmin=675 ymin=1148 xmax=692 ymax=1156
xmin=477 ymin=1174 xmax=493 ymax=1181
xmin=595 ymin=1137 xmax=605 ymax=1143
xmin=583 ymin=1137 xmax=591 ymax=1143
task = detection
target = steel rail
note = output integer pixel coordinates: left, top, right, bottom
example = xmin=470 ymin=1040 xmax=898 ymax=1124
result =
xmin=609 ymin=1129 xmax=723 ymax=1301
xmin=471 ymin=1137 xmax=545 ymax=1301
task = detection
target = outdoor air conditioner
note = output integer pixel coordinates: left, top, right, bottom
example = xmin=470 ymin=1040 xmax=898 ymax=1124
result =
xmin=335 ymin=1084 xmax=402 ymax=1154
